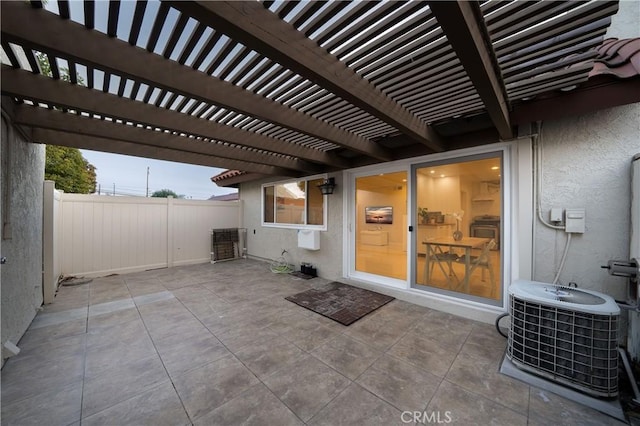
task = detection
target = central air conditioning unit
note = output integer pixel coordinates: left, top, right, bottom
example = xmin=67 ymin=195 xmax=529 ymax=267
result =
xmin=507 ymin=280 xmax=620 ymax=398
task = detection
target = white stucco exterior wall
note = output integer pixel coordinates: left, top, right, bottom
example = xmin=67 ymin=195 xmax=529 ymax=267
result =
xmin=240 ymin=174 xmax=344 ymax=281
xmin=533 ymin=103 xmax=640 ymax=299
xmin=1 ymin=110 xmax=45 ymax=363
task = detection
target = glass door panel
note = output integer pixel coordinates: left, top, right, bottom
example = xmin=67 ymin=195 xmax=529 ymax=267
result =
xmin=413 ymin=154 xmax=502 ymax=301
xmin=355 ymin=171 xmax=407 ymax=280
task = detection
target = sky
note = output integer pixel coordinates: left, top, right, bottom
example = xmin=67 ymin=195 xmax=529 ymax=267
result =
xmin=81 ymin=149 xmax=236 ymax=200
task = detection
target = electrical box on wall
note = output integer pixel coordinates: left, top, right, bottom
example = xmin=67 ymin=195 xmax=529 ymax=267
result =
xmin=565 ymin=208 xmax=586 ymax=233
xmin=298 ymin=229 xmax=320 ymax=250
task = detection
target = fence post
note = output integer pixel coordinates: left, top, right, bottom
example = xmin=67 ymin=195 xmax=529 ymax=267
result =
xmin=42 ymin=180 xmax=56 ymax=304
xmin=167 ymin=196 xmax=174 ymax=268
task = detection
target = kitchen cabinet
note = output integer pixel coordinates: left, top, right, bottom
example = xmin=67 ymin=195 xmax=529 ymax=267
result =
xmin=417 ymin=224 xmax=454 ymax=254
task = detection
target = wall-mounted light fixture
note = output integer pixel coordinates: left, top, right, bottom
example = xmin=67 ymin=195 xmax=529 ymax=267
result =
xmin=317 ymin=177 xmax=336 ymax=195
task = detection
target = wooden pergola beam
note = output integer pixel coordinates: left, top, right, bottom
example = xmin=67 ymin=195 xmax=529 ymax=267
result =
xmin=12 ymin=105 xmax=315 ymax=174
xmin=30 ymin=127 xmax=299 ymax=178
xmin=170 ymin=0 xmax=444 ymax=153
xmin=428 ymin=1 xmax=513 ymax=140
xmin=0 ymin=66 xmax=347 ymax=170
xmin=0 ymin=1 xmax=392 ymax=161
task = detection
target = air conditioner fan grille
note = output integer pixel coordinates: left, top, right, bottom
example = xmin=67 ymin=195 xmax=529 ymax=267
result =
xmin=507 ymin=295 xmax=618 ymax=397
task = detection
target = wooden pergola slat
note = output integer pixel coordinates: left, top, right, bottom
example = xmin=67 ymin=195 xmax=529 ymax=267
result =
xmin=0 ymin=65 xmax=349 ymax=169
xmin=1 ymin=3 xmax=391 ymax=161
xmin=31 ymin=127 xmax=296 ymax=177
xmin=13 ymin=105 xmax=317 ymax=174
xmin=170 ymin=0 xmax=444 ymax=152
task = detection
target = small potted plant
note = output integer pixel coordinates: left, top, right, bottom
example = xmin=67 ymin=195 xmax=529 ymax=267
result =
xmin=418 ymin=207 xmax=429 ymax=224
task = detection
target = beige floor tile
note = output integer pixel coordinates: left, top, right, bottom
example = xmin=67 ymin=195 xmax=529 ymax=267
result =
xmin=427 ymin=380 xmax=527 ymax=426
xmin=172 ymin=356 xmax=259 ymax=420
xmin=446 ymin=351 xmax=529 ymax=414
xmin=0 ymin=381 xmax=82 ymax=426
xmin=193 ymin=383 xmax=303 ymax=426
xmin=1 ymin=353 xmax=85 ymax=406
xmin=81 ymin=381 xmax=190 ymax=426
xmin=234 ymin=337 xmax=306 ymax=379
xmin=155 ymin=332 xmax=230 ymax=378
xmin=308 ymin=383 xmax=404 ymax=426
xmin=84 ymin=335 xmax=158 ymax=380
xmin=343 ymin=317 xmax=408 ymax=351
xmin=262 ymin=354 xmax=351 ymax=422
xmin=311 ymin=334 xmax=381 ymax=380
xmin=356 ymin=354 xmax=441 ymax=413
xmin=387 ymin=334 xmax=459 ymax=378
xmin=87 ymin=306 xmax=141 ymax=333
xmin=18 ymin=318 xmax=87 ymax=351
xmin=216 ymin=325 xmax=280 ymax=353
xmin=82 ymin=354 xmax=169 ymax=417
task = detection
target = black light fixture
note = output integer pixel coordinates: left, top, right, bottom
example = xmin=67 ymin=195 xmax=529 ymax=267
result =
xmin=317 ymin=177 xmax=336 ymax=195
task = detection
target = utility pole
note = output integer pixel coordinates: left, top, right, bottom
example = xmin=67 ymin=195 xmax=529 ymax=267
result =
xmin=98 ymin=184 xmax=101 ymax=195
xmin=146 ymin=166 xmax=150 ymax=197
xmin=113 ymin=183 xmax=115 ymax=196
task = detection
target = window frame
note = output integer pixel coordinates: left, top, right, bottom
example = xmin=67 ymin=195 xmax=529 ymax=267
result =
xmin=261 ymin=174 xmax=328 ymax=231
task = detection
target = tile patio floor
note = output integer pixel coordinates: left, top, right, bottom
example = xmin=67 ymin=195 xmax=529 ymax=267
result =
xmin=1 ymin=260 xmax=625 ymax=425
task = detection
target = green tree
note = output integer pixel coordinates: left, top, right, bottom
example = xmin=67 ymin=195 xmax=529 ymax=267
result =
xmin=45 ymin=146 xmax=97 ymax=193
xmin=151 ymin=189 xmax=180 ymax=198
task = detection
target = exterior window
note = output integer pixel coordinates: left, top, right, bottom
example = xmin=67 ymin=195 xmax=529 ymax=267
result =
xmin=262 ymin=177 xmax=326 ymax=229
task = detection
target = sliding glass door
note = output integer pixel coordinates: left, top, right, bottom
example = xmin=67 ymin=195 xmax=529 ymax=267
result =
xmin=412 ymin=153 xmax=503 ymax=303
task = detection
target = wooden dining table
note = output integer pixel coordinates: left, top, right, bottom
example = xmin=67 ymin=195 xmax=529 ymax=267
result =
xmin=423 ymin=236 xmax=490 ymax=292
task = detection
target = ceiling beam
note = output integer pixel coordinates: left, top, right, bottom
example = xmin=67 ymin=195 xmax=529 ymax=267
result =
xmin=0 ymin=66 xmax=347 ymax=170
xmin=428 ymin=1 xmax=513 ymax=140
xmin=30 ymin=127 xmax=299 ymax=177
xmin=12 ymin=105 xmax=312 ymax=175
xmin=170 ymin=0 xmax=444 ymax=153
xmin=0 ymin=1 xmax=392 ymax=161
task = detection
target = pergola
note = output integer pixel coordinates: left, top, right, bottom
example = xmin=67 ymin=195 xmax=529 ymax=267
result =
xmin=1 ymin=1 xmax=637 ymax=187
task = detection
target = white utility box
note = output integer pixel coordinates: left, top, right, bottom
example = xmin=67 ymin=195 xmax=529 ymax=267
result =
xmin=565 ymin=208 xmax=586 ymax=233
xmin=298 ymin=229 xmax=320 ymax=250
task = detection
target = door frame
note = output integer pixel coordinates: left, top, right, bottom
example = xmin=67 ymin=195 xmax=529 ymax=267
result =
xmin=342 ymin=141 xmax=528 ymax=313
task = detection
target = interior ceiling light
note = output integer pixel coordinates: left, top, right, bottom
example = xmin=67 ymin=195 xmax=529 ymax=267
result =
xmin=491 ymin=166 xmax=500 ymax=170
xmin=440 ymin=174 xmax=445 ymax=178
xmin=430 ymin=170 xmax=435 ymax=174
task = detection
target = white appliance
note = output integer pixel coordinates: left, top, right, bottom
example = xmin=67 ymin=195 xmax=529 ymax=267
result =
xmin=507 ymin=280 xmax=620 ymax=398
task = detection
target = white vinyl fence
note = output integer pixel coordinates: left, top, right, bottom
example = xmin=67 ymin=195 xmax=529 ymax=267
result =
xmin=42 ymin=181 xmax=240 ymax=302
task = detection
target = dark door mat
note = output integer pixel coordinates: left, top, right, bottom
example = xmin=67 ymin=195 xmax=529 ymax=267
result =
xmin=285 ymin=282 xmax=395 ymax=326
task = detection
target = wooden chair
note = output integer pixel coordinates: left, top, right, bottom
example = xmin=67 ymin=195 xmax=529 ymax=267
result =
xmin=455 ymin=239 xmax=496 ymax=296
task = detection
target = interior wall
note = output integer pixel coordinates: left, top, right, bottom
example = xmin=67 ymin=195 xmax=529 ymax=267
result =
xmin=1 ymin=109 xmax=45 ymax=363
xmin=533 ymin=102 xmax=640 ymax=300
xmin=240 ymin=174 xmax=344 ymax=281
xmin=356 ymin=186 xmax=406 ymax=247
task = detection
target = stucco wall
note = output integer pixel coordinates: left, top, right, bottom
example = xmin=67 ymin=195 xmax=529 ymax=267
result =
xmin=240 ymin=174 xmax=344 ymax=281
xmin=533 ymin=103 xmax=640 ymax=300
xmin=1 ymin=111 xmax=45 ymax=361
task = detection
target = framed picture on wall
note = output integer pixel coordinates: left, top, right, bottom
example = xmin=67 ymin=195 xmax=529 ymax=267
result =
xmin=365 ymin=206 xmax=393 ymax=224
